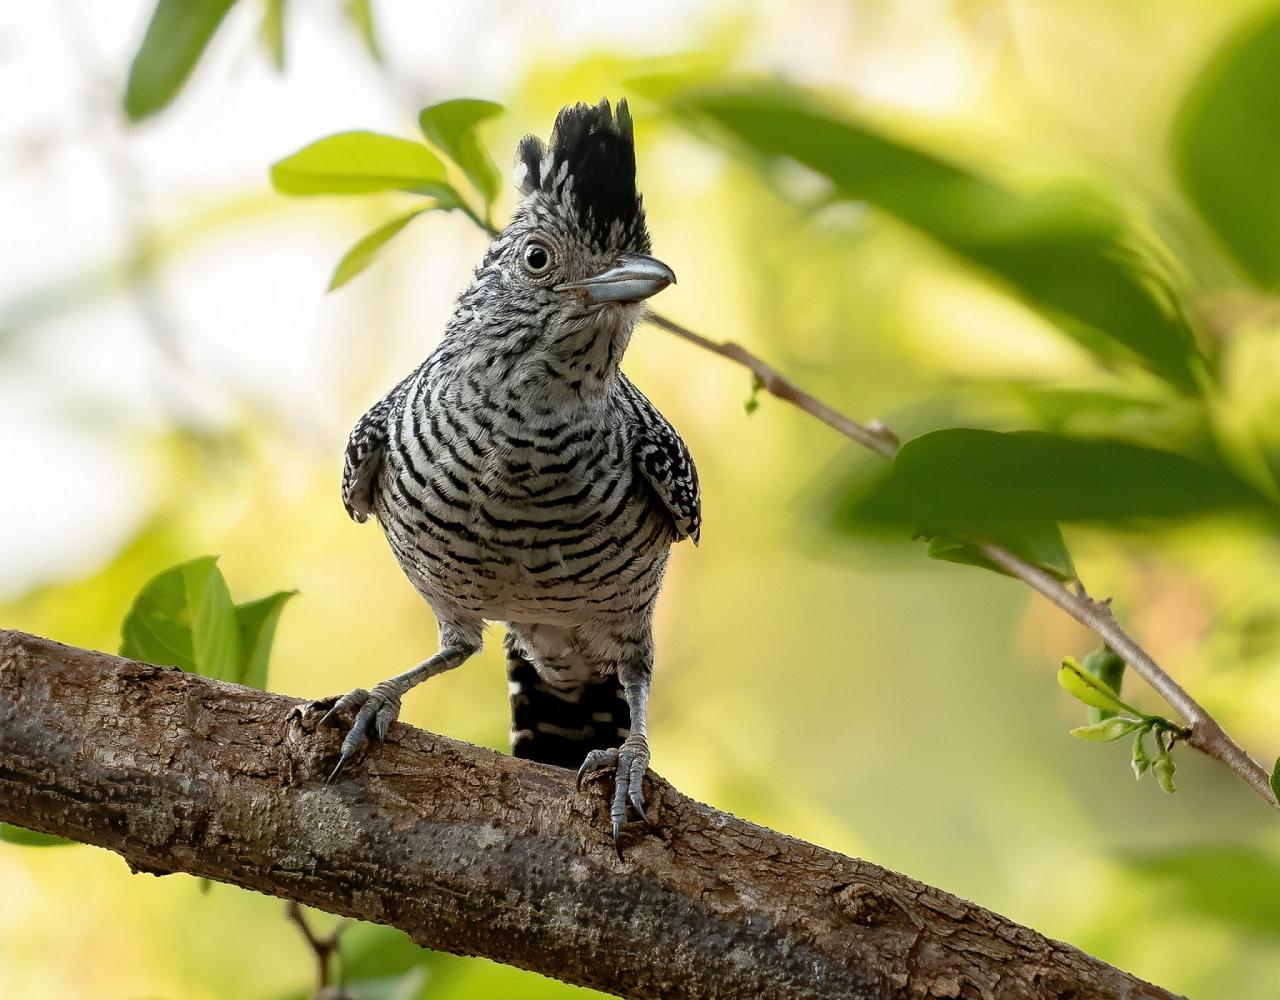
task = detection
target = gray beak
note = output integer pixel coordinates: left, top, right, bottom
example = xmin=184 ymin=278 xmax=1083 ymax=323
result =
xmin=557 ymin=254 xmax=676 ymax=304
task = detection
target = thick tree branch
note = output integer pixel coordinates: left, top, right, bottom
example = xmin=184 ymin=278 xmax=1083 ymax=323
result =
xmin=646 ymin=310 xmax=1279 ymax=812
xmin=1 ymin=629 xmax=1175 ymax=1000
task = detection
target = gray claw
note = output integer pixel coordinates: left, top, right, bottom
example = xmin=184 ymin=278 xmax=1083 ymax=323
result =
xmin=317 ymin=688 xmax=366 ymax=729
xmin=326 ymin=752 xmax=353 ymax=784
xmin=629 ymin=786 xmax=648 ymax=824
xmin=577 ymin=747 xmax=619 ymax=791
xmin=310 ymin=684 xmax=401 ymax=782
xmin=575 ymin=738 xmax=649 ymax=860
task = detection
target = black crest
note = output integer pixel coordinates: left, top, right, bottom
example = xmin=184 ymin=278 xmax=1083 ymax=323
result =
xmin=515 ymin=99 xmax=649 ymax=252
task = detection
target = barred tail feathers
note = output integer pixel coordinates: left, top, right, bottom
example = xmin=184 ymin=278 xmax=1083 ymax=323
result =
xmin=506 ymin=633 xmax=629 ymax=769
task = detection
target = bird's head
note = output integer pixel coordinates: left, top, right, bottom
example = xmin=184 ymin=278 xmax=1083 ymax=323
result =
xmin=464 ymin=99 xmax=673 ymax=395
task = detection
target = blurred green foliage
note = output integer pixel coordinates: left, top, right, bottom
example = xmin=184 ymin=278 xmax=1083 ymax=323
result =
xmin=1174 ymin=8 xmax=1280 ymax=288
xmin=124 ymin=0 xmax=237 ymax=121
xmin=659 ymin=84 xmax=1205 ymax=393
xmin=7 ymin=2 xmax=1280 ymax=999
xmin=838 ymin=429 xmax=1271 ymax=531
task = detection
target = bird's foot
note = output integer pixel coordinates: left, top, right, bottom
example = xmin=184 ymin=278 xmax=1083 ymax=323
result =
xmin=314 ymin=681 xmax=403 ymax=782
xmin=577 ymin=734 xmax=650 ymax=860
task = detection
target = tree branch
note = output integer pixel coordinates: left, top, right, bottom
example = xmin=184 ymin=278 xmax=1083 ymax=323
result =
xmin=0 ymin=629 xmax=1176 ymax=1000
xmin=646 ymin=310 xmax=1278 ymax=812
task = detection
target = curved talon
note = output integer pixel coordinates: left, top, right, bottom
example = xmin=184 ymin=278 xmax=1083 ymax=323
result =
xmin=318 ymin=688 xmax=366 ymax=729
xmin=311 ymin=683 xmax=403 ymax=782
xmin=326 ymin=750 xmax=355 ymax=784
xmin=575 ymin=737 xmax=650 ymax=860
xmin=577 ymin=746 xmax=618 ymax=791
xmin=629 ymin=785 xmax=648 ymax=824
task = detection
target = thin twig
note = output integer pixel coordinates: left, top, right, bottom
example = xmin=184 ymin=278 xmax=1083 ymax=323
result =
xmin=645 ymin=312 xmax=900 ymax=458
xmin=646 ymin=307 xmax=1279 ymax=812
xmin=285 ymin=901 xmax=348 ymax=998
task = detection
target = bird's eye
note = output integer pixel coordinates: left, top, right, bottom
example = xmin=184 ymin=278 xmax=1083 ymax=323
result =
xmin=523 ymin=242 xmax=551 ymax=273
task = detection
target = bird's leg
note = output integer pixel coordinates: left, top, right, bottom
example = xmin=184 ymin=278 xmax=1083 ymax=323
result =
xmin=317 ymin=637 xmax=478 ymax=781
xmin=577 ymin=663 xmax=651 ymax=860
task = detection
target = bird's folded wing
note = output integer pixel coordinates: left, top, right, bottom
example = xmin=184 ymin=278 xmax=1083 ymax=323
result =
xmin=341 ymin=369 xmax=420 ymax=522
xmin=620 ymin=375 xmax=702 ymax=544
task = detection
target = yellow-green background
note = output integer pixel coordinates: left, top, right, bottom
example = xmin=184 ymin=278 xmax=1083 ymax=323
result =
xmin=3 ymin=2 xmax=1280 ymax=998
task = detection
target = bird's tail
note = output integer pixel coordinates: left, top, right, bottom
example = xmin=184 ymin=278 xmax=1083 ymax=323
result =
xmin=506 ymin=633 xmax=629 ymax=769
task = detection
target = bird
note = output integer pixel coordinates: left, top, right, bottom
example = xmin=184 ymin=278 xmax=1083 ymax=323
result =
xmin=317 ymin=98 xmax=700 ymax=859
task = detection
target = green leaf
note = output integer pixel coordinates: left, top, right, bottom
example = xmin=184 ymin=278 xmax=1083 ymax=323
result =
xmin=329 ymin=208 xmax=435 ymax=291
xmin=925 ymin=520 xmax=1076 ymax=583
xmin=1131 ymin=729 xmax=1151 ymax=779
xmin=120 ymin=556 xmax=240 ymax=681
xmin=234 ymin=590 xmax=296 ymax=689
xmin=1057 ymin=658 xmax=1142 ymax=715
xmin=0 ymin=823 xmax=74 ymax=847
xmin=666 ymin=85 xmax=1203 ymax=391
xmin=835 ymin=429 xmax=1272 ymax=535
xmin=1270 ymin=756 xmax=1280 ymax=805
xmin=1124 ymin=848 xmax=1280 ymax=936
xmin=1174 ymin=9 xmax=1280 ymax=288
xmin=1153 ymin=750 xmax=1177 ymax=794
xmin=344 ymin=0 xmax=383 ymax=63
xmin=270 ymin=132 xmax=447 ymax=196
xmin=418 ymin=99 xmax=505 ymax=209
xmin=124 ymin=0 xmax=238 ymax=122
xmin=1081 ymin=646 xmax=1126 ymax=724
xmin=1069 ymin=716 xmax=1143 ymax=742
xmin=260 ymin=0 xmax=286 ymax=72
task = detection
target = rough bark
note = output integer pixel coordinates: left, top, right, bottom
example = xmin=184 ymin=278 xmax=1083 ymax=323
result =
xmin=0 ymin=629 xmax=1177 ymax=1000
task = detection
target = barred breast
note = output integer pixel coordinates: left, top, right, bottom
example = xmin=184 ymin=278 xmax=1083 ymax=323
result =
xmin=374 ymin=366 xmax=673 ymax=626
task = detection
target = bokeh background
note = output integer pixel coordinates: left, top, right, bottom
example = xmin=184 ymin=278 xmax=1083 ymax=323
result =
xmin=4 ymin=1 xmax=1280 ymax=997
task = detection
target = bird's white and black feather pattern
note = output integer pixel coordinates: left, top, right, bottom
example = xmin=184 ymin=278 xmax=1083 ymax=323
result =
xmin=619 ymin=375 xmax=701 ymax=543
xmin=341 ymin=367 xmax=421 ymax=522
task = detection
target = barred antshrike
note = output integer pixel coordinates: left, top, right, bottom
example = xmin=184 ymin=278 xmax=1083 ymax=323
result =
xmin=319 ymin=99 xmax=700 ymax=857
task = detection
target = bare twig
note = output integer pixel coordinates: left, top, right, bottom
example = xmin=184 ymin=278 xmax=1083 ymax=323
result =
xmin=285 ymin=901 xmax=348 ymax=998
xmin=646 ymin=308 xmax=1279 ymax=812
xmin=645 ymin=312 xmax=900 ymax=457
xmin=0 ymin=630 xmax=1180 ymax=1000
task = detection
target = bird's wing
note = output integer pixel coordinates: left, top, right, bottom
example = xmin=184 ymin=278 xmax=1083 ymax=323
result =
xmin=619 ymin=375 xmax=702 ymax=544
xmin=341 ymin=370 xmax=419 ymax=523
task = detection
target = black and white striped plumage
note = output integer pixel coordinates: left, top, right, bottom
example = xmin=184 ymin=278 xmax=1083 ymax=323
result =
xmin=321 ymin=100 xmax=698 ymax=855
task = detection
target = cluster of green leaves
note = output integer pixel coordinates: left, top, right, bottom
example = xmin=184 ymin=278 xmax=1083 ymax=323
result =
xmin=123 ymin=0 xmax=381 ymax=122
xmin=1 ymin=557 xmax=294 ymax=850
xmin=270 ymin=99 xmax=505 ymax=289
xmin=1058 ymin=654 xmax=1182 ymax=795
